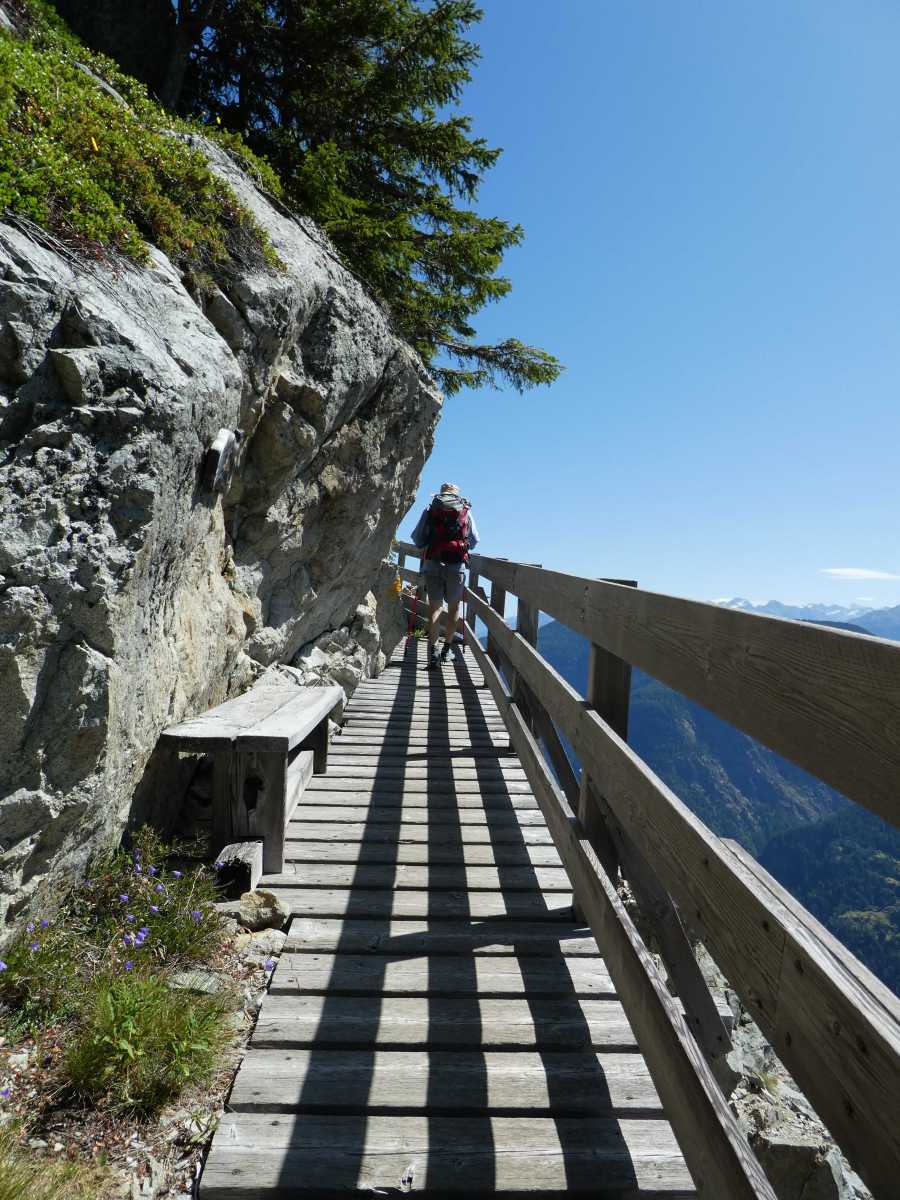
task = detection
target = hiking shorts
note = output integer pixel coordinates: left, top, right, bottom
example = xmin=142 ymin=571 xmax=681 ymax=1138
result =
xmin=423 ymin=561 xmax=467 ymax=607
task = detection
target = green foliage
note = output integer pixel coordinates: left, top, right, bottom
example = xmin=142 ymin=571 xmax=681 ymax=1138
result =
xmin=0 ymin=1123 xmax=111 ymax=1200
xmin=65 ymin=974 xmax=232 ymax=1114
xmin=0 ymin=0 xmax=277 ymax=272
xmin=53 ymin=0 xmax=562 ymax=394
xmin=0 ymin=827 xmax=226 ymax=1036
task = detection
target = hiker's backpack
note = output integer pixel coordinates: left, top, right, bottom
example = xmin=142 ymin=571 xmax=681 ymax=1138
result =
xmin=425 ymin=495 xmax=470 ymax=564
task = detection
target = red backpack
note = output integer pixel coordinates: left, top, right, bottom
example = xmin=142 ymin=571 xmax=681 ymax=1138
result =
xmin=425 ymin=495 xmax=470 ymax=564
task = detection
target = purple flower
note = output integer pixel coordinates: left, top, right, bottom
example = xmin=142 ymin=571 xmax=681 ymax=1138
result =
xmin=124 ymin=961 xmax=134 ymax=971
xmin=123 ymin=933 xmax=134 ymax=947
xmin=125 ymin=914 xmax=135 ymax=922
xmin=147 ymin=866 xmax=157 ymax=876
xmin=29 ymin=942 xmax=39 ymax=952
xmin=0 ymin=1087 xmax=10 ymax=1100
xmin=213 ymin=861 xmax=225 ymax=871
xmin=154 ymin=884 xmax=165 ymax=894
xmin=264 ymin=958 xmax=275 ymax=971
xmin=119 ymin=894 xmax=129 ymax=903
xmin=190 ymin=910 xmax=202 ymax=924
xmin=39 ymin=919 xmax=49 ymax=928
xmin=26 ymin=923 xmax=34 ymax=933
xmin=172 ymin=871 xmax=183 ymax=879
xmin=134 ymin=863 xmax=142 ymax=874
xmin=149 ymin=905 xmax=159 ymax=914
xmin=0 ymin=961 xmax=7 ymax=972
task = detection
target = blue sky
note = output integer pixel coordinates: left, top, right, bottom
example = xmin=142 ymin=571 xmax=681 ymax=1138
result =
xmin=399 ymin=0 xmax=900 ymax=608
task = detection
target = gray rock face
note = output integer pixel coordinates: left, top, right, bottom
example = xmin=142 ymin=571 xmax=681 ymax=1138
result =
xmin=0 ymin=139 xmax=440 ymax=937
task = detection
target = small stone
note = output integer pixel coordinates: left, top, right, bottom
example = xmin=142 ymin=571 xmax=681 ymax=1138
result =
xmin=170 ymin=969 xmax=226 ymax=995
xmin=237 ymin=889 xmax=290 ymax=932
xmin=28 ymin=1137 xmax=48 ymax=1149
xmin=52 ymin=1142 xmax=64 ymax=1152
xmin=8 ymin=1050 xmax=29 ymax=1070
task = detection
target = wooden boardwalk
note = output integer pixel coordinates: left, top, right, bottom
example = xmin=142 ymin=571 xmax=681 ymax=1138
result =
xmin=201 ymin=639 xmax=697 ymax=1198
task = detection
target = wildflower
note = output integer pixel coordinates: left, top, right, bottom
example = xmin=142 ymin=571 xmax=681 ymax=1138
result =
xmin=139 ymin=926 xmax=150 ymax=936
xmin=214 ymin=861 xmax=225 ymax=871
xmin=0 ymin=961 xmax=7 ymax=972
xmin=134 ymin=863 xmax=142 ymax=873
xmin=190 ymin=910 xmax=202 ymax=924
xmin=147 ymin=866 xmax=157 ymax=876
xmin=149 ymin=905 xmax=159 ymax=914
xmin=125 ymin=914 xmax=135 ymax=922
xmin=26 ymin=922 xmax=34 ymax=933
xmin=119 ymin=894 xmax=129 ymax=903
xmin=264 ymin=958 xmax=275 ymax=971
xmin=40 ymin=918 xmax=49 ymax=928
xmin=154 ymin=884 xmax=165 ymax=894
xmin=29 ymin=942 xmax=39 ymax=952
xmin=123 ymin=934 xmax=134 ymax=948
xmin=124 ymin=960 xmax=134 ymax=971
xmin=0 ymin=1087 xmax=10 ymax=1100
xmin=172 ymin=871 xmax=183 ymax=879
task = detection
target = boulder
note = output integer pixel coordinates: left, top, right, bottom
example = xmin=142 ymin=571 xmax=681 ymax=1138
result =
xmin=237 ymin=889 xmax=290 ymax=932
xmin=0 ymin=131 xmax=440 ymax=938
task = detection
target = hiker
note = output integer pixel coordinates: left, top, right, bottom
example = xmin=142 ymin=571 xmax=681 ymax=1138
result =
xmin=410 ymin=482 xmax=479 ymax=670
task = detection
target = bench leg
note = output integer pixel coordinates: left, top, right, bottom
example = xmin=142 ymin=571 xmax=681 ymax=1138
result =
xmin=214 ymin=751 xmax=286 ymax=875
xmin=303 ymin=719 xmax=330 ymax=774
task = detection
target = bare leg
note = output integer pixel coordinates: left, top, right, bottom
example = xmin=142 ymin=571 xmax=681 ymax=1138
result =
xmin=427 ymin=597 xmax=443 ymax=651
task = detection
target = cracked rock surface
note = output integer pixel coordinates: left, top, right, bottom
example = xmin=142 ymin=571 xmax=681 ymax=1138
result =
xmin=0 ymin=137 xmax=440 ymax=937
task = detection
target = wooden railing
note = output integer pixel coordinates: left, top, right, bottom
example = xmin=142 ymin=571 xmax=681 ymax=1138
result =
xmin=395 ymin=541 xmax=900 ymax=1200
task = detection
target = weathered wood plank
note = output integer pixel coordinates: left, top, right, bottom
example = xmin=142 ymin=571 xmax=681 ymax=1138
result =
xmin=201 ymin=1114 xmax=696 ymax=1199
xmin=228 ymin=1049 xmax=662 ymax=1116
xmin=464 ymin=618 xmax=775 ymax=1200
xmin=283 ymin=917 xmax=599 ymax=956
xmin=313 ymin=764 xmax=529 ymax=781
xmin=270 ymin=952 xmax=614 ymax=996
xmin=254 ymin=994 xmax=636 ymax=1050
xmin=161 ymin=683 xmax=298 ymax=751
xmin=283 ymin=841 xmax=564 ymax=868
xmin=297 ymin=790 xmax=540 ymax=807
xmin=260 ymin=887 xmax=573 ymax=920
xmin=261 ymin=864 xmax=571 ymax=893
xmin=237 ymin=685 xmax=342 ymax=753
xmin=284 ymin=821 xmax=556 ymax=845
xmin=469 ymin=554 xmax=900 ymax=830
xmin=288 ymin=803 xmax=553 ymax=825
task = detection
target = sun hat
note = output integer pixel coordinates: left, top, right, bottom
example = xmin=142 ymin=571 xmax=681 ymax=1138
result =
xmin=439 ymin=482 xmax=460 ymax=495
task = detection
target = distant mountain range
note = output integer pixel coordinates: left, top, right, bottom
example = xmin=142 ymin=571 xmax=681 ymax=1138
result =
xmin=536 ymin=612 xmax=900 ymax=996
xmin=717 ymin=597 xmax=900 ymax=640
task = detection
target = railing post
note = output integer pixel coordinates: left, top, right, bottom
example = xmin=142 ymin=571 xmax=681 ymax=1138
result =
xmin=487 ymin=568 xmax=507 ymax=667
xmin=396 ymin=546 xmax=406 ymax=573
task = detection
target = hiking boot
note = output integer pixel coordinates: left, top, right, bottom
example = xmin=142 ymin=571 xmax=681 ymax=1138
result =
xmin=439 ymin=643 xmax=452 ymax=664
xmin=426 ymin=648 xmax=440 ymax=670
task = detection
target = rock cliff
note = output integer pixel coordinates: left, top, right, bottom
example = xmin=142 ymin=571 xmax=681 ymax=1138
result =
xmin=0 ymin=137 xmax=441 ymax=936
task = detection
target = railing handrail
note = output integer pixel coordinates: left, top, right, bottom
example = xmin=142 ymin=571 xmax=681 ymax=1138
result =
xmin=395 ymin=540 xmax=900 ymax=1196
xmin=395 ymin=541 xmax=900 ymax=832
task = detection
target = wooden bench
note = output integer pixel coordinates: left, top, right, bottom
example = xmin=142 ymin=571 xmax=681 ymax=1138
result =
xmin=161 ymin=682 xmax=342 ymax=873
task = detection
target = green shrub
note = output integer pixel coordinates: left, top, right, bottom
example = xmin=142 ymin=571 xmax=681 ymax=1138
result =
xmin=0 ymin=1122 xmax=111 ymax=1200
xmin=0 ymin=0 xmax=279 ymax=272
xmin=0 ymin=827 xmax=226 ymax=1035
xmin=65 ymin=973 xmax=232 ymax=1114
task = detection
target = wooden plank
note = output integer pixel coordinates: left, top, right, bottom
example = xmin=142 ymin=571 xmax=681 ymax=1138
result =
xmin=270 ymin=952 xmax=614 ymax=996
xmin=297 ymin=791 xmax=540 ymax=808
xmin=465 ymin=593 xmax=900 ymax=1196
xmin=201 ymin=1114 xmax=696 ymax=1199
xmin=287 ymin=803 xmax=554 ymax=825
xmin=469 ymin=555 xmax=900 ymax=830
xmin=161 ymin=683 xmax=298 ymax=751
xmin=284 ymin=748 xmax=314 ymax=823
xmin=464 ymin=619 xmax=775 ymax=1200
xmin=254 ymin=994 xmax=638 ymax=1051
xmin=283 ymin=917 xmax=599 ymax=956
xmin=260 ymin=887 xmax=574 ymax=920
xmin=228 ymin=1049 xmax=663 ymax=1116
xmin=315 ymin=763 xmax=529 ymax=780
xmin=283 ymin=841 xmax=564 ymax=868
xmin=214 ymin=840 xmax=263 ymax=897
xmin=283 ymin=821 xmax=556 ymax=845
xmin=237 ymin=685 xmax=342 ymax=753
xmin=260 ymin=864 xmax=572 ymax=893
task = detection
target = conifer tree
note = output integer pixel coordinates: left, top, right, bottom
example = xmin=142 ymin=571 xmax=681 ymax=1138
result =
xmin=52 ymin=0 xmax=561 ymax=394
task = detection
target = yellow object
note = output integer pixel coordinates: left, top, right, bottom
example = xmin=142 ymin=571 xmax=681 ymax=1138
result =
xmin=215 ymin=116 xmax=221 ymax=125
xmin=391 ymin=574 xmax=403 ymax=596
xmin=90 ymin=136 xmax=99 ymax=152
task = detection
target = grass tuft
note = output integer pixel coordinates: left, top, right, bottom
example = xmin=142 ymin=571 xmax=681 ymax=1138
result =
xmin=0 ymin=1122 xmax=111 ymax=1200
